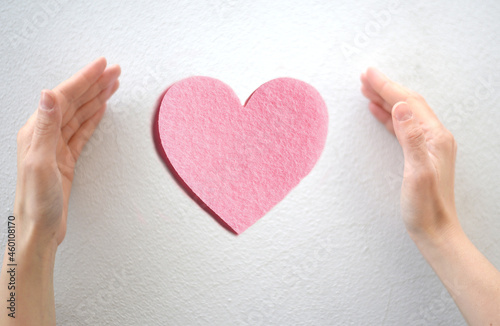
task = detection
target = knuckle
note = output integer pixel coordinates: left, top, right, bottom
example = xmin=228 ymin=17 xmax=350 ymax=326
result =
xmin=435 ymin=128 xmax=456 ymax=151
xmin=444 ymin=131 xmax=456 ymax=147
xmin=34 ymin=121 xmax=52 ymax=136
xmin=415 ymin=170 xmax=435 ymax=184
xmin=406 ymin=127 xmax=425 ymax=147
xmin=22 ymin=155 xmax=48 ymax=174
xmin=16 ymin=127 xmax=26 ymax=144
xmin=407 ymin=167 xmax=436 ymax=188
xmin=22 ymin=153 xmax=55 ymax=176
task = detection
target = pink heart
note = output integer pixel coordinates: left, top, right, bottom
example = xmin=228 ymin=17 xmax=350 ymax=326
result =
xmin=157 ymin=77 xmax=328 ymax=234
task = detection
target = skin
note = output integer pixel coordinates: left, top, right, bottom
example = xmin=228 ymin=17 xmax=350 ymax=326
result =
xmin=0 ymin=57 xmax=120 ymax=325
xmin=361 ymin=67 xmax=500 ymax=325
xmin=0 ymin=60 xmax=498 ymax=325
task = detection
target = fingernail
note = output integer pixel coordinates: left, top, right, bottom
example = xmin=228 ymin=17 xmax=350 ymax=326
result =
xmin=39 ymin=91 xmax=55 ymax=111
xmin=394 ymin=102 xmax=412 ymax=121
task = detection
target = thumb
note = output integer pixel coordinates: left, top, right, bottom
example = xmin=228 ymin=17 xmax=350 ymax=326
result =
xmin=31 ymin=90 xmax=62 ymax=156
xmin=392 ymin=101 xmax=430 ymax=170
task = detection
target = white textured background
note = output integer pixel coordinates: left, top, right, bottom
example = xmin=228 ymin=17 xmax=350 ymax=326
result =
xmin=1 ymin=0 xmax=500 ymax=325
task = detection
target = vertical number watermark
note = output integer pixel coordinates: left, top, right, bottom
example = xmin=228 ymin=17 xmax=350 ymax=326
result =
xmin=6 ymin=215 xmax=16 ymax=318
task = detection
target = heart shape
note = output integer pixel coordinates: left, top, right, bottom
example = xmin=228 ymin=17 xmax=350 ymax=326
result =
xmin=157 ymin=77 xmax=328 ymax=234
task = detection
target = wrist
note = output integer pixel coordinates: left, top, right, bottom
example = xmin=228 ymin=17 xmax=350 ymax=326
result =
xmin=405 ymin=206 xmax=461 ymax=244
xmin=9 ymin=214 xmax=58 ymax=263
xmin=0 ymin=214 xmax=57 ymax=325
xmin=13 ymin=196 xmax=59 ymax=244
xmin=408 ymin=217 xmax=466 ymax=258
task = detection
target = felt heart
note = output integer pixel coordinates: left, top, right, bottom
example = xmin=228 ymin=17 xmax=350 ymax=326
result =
xmin=157 ymin=77 xmax=328 ymax=234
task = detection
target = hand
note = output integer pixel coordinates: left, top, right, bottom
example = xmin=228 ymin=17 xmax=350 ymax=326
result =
xmin=14 ymin=57 xmax=121 ymax=246
xmin=361 ymin=68 xmax=500 ymax=325
xmin=360 ymin=67 xmax=459 ymax=241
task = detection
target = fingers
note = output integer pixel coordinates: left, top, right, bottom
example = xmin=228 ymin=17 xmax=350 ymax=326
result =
xmin=362 ymin=68 xmax=443 ymax=131
xmin=365 ymin=67 xmax=413 ymax=108
xmin=67 ymin=104 xmax=107 ymax=161
xmin=391 ymin=102 xmax=432 ymax=172
xmin=368 ymin=102 xmax=394 ymax=134
xmin=361 ymin=73 xmax=391 ymax=112
xmin=77 ymin=79 xmax=119 ymax=125
xmin=73 ymin=64 xmax=121 ymax=110
xmin=61 ymin=79 xmax=120 ymax=143
xmin=361 ymin=84 xmax=390 ymax=111
xmin=55 ymin=57 xmax=107 ymax=104
xmin=30 ymin=90 xmax=62 ymax=156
